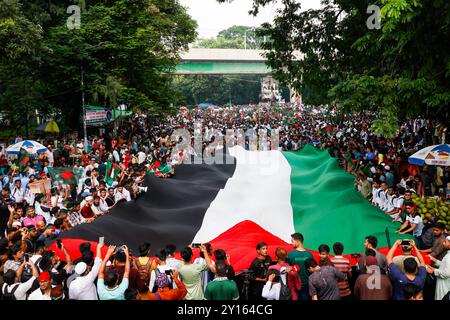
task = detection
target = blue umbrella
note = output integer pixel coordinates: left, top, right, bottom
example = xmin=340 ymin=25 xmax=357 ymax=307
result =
xmin=408 ymin=144 xmax=450 ymax=166
xmin=6 ymin=140 xmax=48 ymax=155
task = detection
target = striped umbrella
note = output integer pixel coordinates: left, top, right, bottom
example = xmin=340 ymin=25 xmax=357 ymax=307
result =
xmin=408 ymin=144 xmax=450 ymax=166
xmin=6 ymin=140 xmax=48 ymax=155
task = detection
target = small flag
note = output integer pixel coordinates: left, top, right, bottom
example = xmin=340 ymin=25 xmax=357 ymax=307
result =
xmin=17 ymin=148 xmax=31 ymax=173
xmin=105 ymin=162 xmax=121 ymax=185
xmin=48 ymin=167 xmax=84 ymax=187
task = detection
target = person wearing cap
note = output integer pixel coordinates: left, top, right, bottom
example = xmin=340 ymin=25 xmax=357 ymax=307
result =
xmin=354 ymin=254 xmax=392 ymax=300
xmin=66 ymin=202 xmax=86 ymax=227
xmin=68 ymin=242 xmax=104 ymax=300
xmin=80 ymin=196 xmax=96 ymax=222
xmin=28 ymin=271 xmax=52 ymax=300
xmin=97 ymin=245 xmax=130 ymax=300
xmin=425 ymin=236 xmax=450 ymax=300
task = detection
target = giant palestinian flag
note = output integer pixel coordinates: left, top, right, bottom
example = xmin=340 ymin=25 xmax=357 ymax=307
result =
xmin=50 ymin=145 xmax=419 ymax=271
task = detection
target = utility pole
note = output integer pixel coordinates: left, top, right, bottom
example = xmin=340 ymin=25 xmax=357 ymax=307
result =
xmin=229 ymin=83 xmax=232 ymax=107
xmin=81 ymin=65 xmax=88 ymax=153
xmin=79 ymin=42 xmax=106 ymax=153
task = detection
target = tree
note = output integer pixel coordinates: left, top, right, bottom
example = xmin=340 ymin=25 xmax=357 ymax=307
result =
xmin=172 ymin=74 xmax=262 ymax=106
xmin=216 ymin=0 xmax=450 ymax=123
xmin=194 ymin=25 xmax=267 ymax=49
xmin=0 ymin=0 xmax=197 ymax=131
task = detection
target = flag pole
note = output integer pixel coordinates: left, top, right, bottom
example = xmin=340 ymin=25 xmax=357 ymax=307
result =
xmin=385 ymin=226 xmax=392 ymax=249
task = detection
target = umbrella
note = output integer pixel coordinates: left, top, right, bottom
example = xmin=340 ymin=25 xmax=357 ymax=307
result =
xmin=6 ymin=140 xmax=48 ymax=155
xmin=179 ymin=106 xmax=188 ymax=111
xmin=408 ymin=144 xmax=450 ymax=166
xmin=36 ymin=120 xmax=60 ymax=134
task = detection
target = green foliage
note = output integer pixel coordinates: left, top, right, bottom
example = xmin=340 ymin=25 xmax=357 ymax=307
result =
xmin=194 ymin=37 xmax=244 ymax=49
xmin=172 ymin=75 xmax=262 ymax=106
xmin=216 ymin=0 xmax=450 ymax=123
xmin=194 ymin=25 xmax=267 ymax=49
xmin=0 ymin=0 xmax=197 ymax=132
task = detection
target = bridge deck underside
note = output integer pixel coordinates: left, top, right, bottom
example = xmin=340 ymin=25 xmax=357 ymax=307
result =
xmin=174 ymin=61 xmax=271 ymax=75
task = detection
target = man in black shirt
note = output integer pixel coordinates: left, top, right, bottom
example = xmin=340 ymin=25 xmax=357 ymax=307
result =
xmin=248 ymin=242 xmax=272 ymax=300
xmin=106 ymin=187 xmax=116 ymax=207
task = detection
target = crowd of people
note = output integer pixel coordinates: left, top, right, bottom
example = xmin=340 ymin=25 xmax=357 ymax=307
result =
xmin=0 ymin=102 xmax=449 ymax=300
xmin=1 ymin=231 xmax=449 ymax=301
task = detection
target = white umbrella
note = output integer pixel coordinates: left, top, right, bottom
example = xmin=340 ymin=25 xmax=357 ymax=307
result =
xmin=6 ymin=140 xmax=48 ymax=155
xmin=408 ymin=144 xmax=450 ymax=166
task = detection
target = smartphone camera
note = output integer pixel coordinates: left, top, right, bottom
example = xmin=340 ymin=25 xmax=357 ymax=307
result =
xmin=401 ymin=240 xmax=412 ymax=246
xmin=192 ymin=243 xmax=201 ymax=248
xmin=57 ymin=239 xmax=62 ymax=249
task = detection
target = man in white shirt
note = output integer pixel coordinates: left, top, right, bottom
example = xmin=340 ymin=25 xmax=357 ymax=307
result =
xmin=371 ymin=180 xmax=381 ymax=207
xmin=2 ymin=259 xmax=39 ymax=300
xmin=69 ymin=243 xmax=104 ymax=300
xmin=10 ymin=179 xmax=25 ymax=204
xmin=262 ymin=270 xmax=281 ymax=300
xmin=426 ymin=236 xmax=450 ymax=300
xmin=388 ymin=188 xmax=406 ymax=221
xmin=114 ymin=186 xmax=131 ymax=202
xmin=28 ymin=271 xmax=52 ymax=300
xmin=377 ymin=182 xmax=388 ymax=211
xmin=383 ymin=186 xmax=396 ymax=214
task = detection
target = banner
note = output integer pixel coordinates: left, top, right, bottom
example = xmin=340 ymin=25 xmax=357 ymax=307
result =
xmin=85 ymin=106 xmax=113 ymax=126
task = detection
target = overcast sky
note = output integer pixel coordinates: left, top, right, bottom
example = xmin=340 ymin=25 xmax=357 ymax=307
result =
xmin=179 ymin=0 xmax=323 ymax=38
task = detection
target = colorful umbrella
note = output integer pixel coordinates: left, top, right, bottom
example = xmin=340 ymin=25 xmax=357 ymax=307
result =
xmin=408 ymin=144 xmax=450 ymax=166
xmin=6 ymin=140 xmax=48 ymax=155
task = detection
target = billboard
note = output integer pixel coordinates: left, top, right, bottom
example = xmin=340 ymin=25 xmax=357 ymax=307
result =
xmin=85 ymin=106 xmax=113 ymax=126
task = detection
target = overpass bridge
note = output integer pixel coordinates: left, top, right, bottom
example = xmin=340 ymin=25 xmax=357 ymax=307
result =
xmin=175 ymin=48 xmax=272 ymax=75
xmin=173 ymin=48 xmax=303 ymax=103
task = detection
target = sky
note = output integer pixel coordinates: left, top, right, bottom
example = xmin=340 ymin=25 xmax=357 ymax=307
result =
xmin=179 ymin=0 xmax=323 ymax=39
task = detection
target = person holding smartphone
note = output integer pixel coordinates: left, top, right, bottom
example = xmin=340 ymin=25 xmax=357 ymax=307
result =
xmin=2 ymin=258 xmax=39 ymax=300
xmin=391 ymin=240 xmax=420 ymax=273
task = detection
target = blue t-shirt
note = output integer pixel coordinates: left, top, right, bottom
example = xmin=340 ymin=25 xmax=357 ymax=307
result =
xmin=388 ymin=263 xmax=426 ymax=300
xmin=97 ymin=278 xmax=129 ymax=300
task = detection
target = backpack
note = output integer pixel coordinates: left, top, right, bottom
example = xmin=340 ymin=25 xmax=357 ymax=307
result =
xmin=279 ymin=276 xmax=292 ymax=300
xmin=135 ymin=258 xmax=154 ymax=283
xmin=152 ymin=268 xmax=172 ymax=293
xmin=1 ymin=283 xmax=20 ymax=301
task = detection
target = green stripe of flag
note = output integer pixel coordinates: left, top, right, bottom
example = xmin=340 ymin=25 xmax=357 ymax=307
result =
xmin=283 ymin=145 xmax=412 ymax=253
